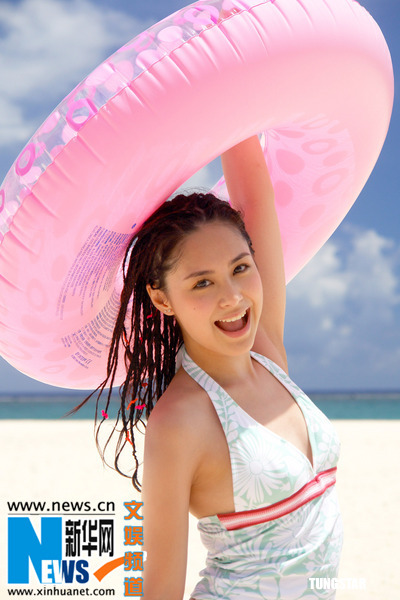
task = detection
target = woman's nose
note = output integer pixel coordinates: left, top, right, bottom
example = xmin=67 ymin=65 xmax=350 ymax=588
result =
xmin=219 ymin=279 xmax=243 ymax=307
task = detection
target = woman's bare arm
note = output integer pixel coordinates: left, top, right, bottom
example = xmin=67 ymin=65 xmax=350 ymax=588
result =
xmin=221 ymin=136 xmax=287 ymax=369
xmin=141 ymin=393 xmax=197 ymax=600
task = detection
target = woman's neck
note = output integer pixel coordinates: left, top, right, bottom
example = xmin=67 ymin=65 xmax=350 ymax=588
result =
xmin=183 ymin=341 xmax=257 ymax=389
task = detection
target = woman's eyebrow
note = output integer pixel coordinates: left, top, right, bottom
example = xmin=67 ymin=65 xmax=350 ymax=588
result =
xmin=184 ymin=252 xmax=251 ymax=280
xmin=231 ymin=251 xmax=251 ymax=263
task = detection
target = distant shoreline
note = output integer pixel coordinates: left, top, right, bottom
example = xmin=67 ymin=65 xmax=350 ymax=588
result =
xmin=1 ymin=389 xmax=400 ymax=399
xmin=1 ymin=391 xmax=400 ymax=420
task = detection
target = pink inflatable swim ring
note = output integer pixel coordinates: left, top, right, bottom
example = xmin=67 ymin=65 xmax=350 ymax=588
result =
xmin=0 ymin=0 xmax=393 ymax=388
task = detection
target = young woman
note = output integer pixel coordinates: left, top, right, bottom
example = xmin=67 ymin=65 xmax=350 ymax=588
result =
xmin=94 ymin=136 xmax=343 ymax=599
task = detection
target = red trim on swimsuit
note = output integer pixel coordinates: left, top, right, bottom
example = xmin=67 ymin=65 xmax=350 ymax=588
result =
xmin=218 ymin=467 xmax=337 ymax=531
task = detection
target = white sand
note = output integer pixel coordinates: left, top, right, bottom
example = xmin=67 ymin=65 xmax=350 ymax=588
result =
xmin=1 ymin=419 xmax=399 ymax=599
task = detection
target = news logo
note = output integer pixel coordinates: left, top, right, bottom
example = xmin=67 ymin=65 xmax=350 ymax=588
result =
xmin=8 ymin=514 xmax=114 ymax=585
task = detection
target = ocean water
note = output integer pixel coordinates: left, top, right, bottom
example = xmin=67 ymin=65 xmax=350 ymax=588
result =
xmin=1 ymin=391 xmax=400 ymax=420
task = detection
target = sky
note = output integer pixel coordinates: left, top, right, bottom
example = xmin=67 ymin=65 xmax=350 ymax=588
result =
xmin=0 ymin=0 xmax=399 ymax=394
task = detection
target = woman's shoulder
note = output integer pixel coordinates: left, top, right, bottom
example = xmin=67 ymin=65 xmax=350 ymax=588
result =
xmin=146 ymin=367 xmax=209 ymax=443
xmin=143 ymin=369 xmax=214 ymax=482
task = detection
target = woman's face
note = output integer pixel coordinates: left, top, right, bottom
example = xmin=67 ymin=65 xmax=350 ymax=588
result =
xmin=163 ymin=221 xmax=263 ymax=359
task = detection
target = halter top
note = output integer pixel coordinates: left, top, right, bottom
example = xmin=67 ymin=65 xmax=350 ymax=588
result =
xmin=182 ymin=348 xmax=343 ymax=599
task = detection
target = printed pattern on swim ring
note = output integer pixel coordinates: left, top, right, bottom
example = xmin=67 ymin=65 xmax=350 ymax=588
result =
xmin=0 ymin=0 xmax=393 ymax=388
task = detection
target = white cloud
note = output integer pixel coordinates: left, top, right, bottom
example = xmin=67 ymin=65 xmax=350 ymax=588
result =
xmin=285 ymin=225 xmax=400 ymax=389
xmin=287 ymin=242 xmax=348 ymax=309
xmin=345 ymin=229 xmax=399 ymax=311
xmin=288 ymin=225 xmax=399 ymax=318
xmin=0 ymin=0 xmax=149 ymax=147
xmin=0 ymin=95 xmax=33 ymax=149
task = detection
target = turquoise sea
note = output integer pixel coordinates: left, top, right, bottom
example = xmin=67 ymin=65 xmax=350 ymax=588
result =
xmin=1 ymin=391 xmax=400 ymax=420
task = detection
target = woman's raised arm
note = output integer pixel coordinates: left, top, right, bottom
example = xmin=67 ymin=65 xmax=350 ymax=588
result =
xmin=221 ymin=136 xmax=287 ymax=368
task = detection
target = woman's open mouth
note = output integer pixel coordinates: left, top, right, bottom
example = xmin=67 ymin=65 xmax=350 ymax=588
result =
xmin=215 ymin=308 xmax=250 ymax=334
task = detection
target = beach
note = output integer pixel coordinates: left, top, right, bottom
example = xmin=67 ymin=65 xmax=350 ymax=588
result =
xmin=1 ymin=419 xmax=399 ymax=599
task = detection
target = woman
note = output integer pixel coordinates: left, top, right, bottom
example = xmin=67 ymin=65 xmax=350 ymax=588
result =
xmin=94 ymin=136 xmax=343 ymax=598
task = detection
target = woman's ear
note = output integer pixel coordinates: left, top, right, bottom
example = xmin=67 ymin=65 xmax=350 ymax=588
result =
xmin=146 ymin=284 xmax=174 ymax=316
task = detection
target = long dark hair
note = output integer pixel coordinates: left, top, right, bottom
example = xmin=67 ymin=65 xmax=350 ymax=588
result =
xmin=79 ymin=192 xmax=253 ymax=491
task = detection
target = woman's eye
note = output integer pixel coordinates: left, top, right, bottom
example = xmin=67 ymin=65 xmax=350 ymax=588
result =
xmin=234 ymin=263 xmax=249 ymax=274
xmin=194 ymin=279 xmax=211 ymax=289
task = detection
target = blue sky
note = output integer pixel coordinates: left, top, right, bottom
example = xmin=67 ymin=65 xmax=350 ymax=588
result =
xmin=0 ymin=0 xmax=399 ymax=393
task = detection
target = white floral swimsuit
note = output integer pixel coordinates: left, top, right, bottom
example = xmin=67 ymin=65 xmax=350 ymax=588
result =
xmin=182 ymin=348 xmax=343 ymax=600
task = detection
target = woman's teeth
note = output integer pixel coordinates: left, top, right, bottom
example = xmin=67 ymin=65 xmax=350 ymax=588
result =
xmin=218 ymin=310 xmax=247 ymax=323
